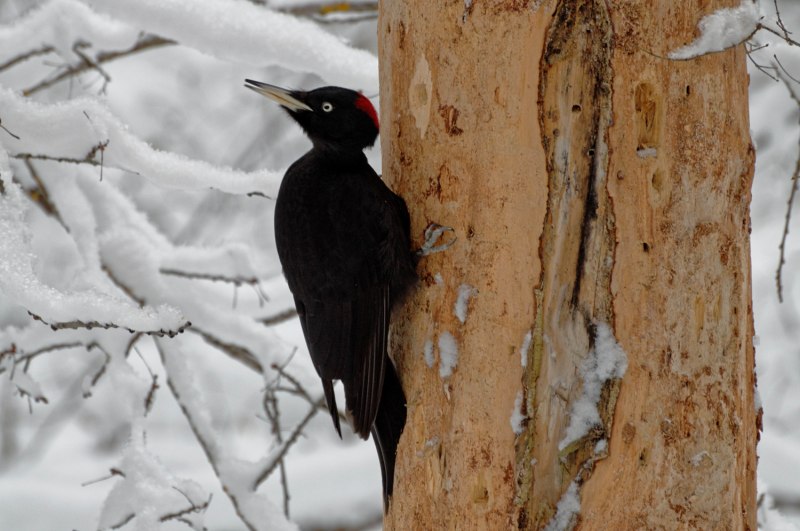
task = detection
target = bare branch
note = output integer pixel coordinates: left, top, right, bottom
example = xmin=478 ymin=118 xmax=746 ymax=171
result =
xmin=0 ymin=118 xmax=21 ymax=140
xmin=1 ymin=341 xmax=83 ymax=372
xmin=12 ymin=141 xmax=121 ymax=172
xmin=260 ymin=308 xmax=298 ymax=327
xmin=776 ymin=71 xmax=800 ymax=302
xmin=159 ymin=489 xmax=212 ymax=524
xmin=82 ymin=342 xmax=112 ymax=398
xmin=23 ymin=35 xmax=174 ymax=96
xmin=0 ymin=45 xmax=54 ymax=73
xmin=189 ymin=328 xmax=262 ymax=372
xmin=252 ymin=399 xmax=320 ymax=490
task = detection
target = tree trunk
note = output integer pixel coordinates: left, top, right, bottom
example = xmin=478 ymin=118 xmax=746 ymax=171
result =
xmin=378 ymin=1 xmax=757 ymax=529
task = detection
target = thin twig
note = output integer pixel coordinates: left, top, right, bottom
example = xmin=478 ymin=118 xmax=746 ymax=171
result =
xmin=0 ymin=118 xmax=21 ymax=140
xmin=775 ymin=71 xmax=800 ymax=302
xmin=132 ymin=342 xmax=160 ymax=415
xmin=23 ymin=35 xmax=173 ymax=96
xmin=189 ymin=329 xmax=262 ymax=372
xmin=260 ymin=308 xmax=298 ymax=327
xmin=252 ymin=399 xmax=321 ymax=489
xmin=159 ymin=268 xmax=260 ymax=286
xmin=0 ymin=45 xmax=54 ymax=73
xmin=82 ymin=342 xmax=112 ymax=398
xmin=22 ymin=159 xmax=64 ymax=226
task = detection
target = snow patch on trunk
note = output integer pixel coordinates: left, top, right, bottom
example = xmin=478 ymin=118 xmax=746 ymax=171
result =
xmin=438 ymin=332 xmax=458 ymax=378
xmin=558 ymin=322 xmax=628 ymax=451
xmin=669 ymin=0 xmax=760 ymax=60
xmin=453 ymin=283 xmax=477 ymax=324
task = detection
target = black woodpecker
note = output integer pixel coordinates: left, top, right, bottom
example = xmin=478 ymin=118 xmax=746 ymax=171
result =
xmin=245 ymin=80 xmax=417 ymax=506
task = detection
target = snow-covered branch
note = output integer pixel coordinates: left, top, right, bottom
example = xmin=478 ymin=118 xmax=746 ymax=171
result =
xmin=157 ymin=336 xmax=299 ymax=531
xmin=1 ymin=88 xmax=283 ymax=196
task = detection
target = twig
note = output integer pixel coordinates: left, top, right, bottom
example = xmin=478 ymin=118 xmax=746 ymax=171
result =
xmin=260 ymin=308 xmax=298 ymax=327
xmin=72 ymin=41 xmax=111 ymax=94
xmin=776 ymin=71 xmax=800 ymax=302
xmin=252 ymin=399 xmax=321 ymax=489
xmin=772 ymin=0 xmax=790 ymax=39
xmin=156 ymin=339 xmax=258 ymax=531
xmin=0 ymin=118 xmax=21 ymax=140
xmin=81 ymin=467 xmax=126 ymax=487
xmin=12 ymin=142 xmax=117 ymax=171
xmin=22 ymin=160 xmax=64 ymax=226
xmin=0 ymin=45 xmax=54 ymax=73
xmin=189 ymin=329 xmax=262 ymax=372
xmin=159 ymin=489 xmax=212 ymax=523
xmin=759 ymin=23 xmax=800 ymax=48
xmin=82 ymin=342 xmax=112 ymax=398
xmin=23 ymin=35 xmax=174 ymax=96
xmin=262 ymin=386 xmax=290 ymax=517
xmin=132 ymin=343 xmax=160 ymax=415
xmin=1 ymin=341 xmax=83 ymax=372
xmin=159 ymin=268 xmax=260 ymax=287
xmin=27 ymin=311 xmax=191 ymax=337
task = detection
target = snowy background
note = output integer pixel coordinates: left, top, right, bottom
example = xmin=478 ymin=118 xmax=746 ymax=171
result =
xmin=0 ymin=0 xmax=798 ymax=529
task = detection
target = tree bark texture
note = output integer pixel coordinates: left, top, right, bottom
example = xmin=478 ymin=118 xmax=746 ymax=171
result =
xmin=378 ymin=1 xmax=757 ymax=529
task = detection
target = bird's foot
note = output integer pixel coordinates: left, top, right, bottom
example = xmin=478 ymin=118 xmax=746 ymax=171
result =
xmin=417 ymin=223 xmax=456 ymax=257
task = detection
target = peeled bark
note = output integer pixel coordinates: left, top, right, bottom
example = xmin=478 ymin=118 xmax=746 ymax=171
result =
xmin=378 ymin=1 xmax=757 ymax=529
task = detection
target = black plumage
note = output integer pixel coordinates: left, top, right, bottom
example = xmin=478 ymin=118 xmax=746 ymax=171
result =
xmin=245 ymin=80 xmax=416 ymax=504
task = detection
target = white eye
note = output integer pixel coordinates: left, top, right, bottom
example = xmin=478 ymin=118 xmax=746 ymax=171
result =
xmin=321 ymin=102 xmax=334 ymax=112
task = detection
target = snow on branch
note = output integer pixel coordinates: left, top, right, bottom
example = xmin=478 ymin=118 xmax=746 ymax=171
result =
xmin=669 ymin=0 xmax=761 ymax=60
xmin=81 ymin=0 xmax=379 ymax=91
xmin=156 ymin=336 xmax=300 ymax=531
xmin=0 ymin=155 xmax=188 ymax=336
xmin=98 ymin=429 xmax=211 ymax=531
xmin=0 ymin=88 xmax=282 ymax=196
xmin=0 ymin=0 xmax=138 ymax=60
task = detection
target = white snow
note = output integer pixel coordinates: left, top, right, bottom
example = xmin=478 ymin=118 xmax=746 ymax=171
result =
xmin=434 ymin=272 xmax=444 ymax=285
xmin=423 ymin=339 xmax=435 ymax=368
xmin=691 ymin=450 xmax=710 ymax=467
xmin=558 ymin=322 xmax=628 ymax=451
xmin=81 ymin=0 xmax=378 ymax=92
xmin=454 ymin=283 xmax=477 ymax=324
xmin=669 ymin=0 xmax=761 ymax=60
xmin=543 ymin=480 xmax=581 ymax=531
xmin=0 ymin=88 xmax=282 ymax=197
xmin=510 ymin=390 xmax=527 ymax=435
xmin=593 ymin=439 xmax=608 ymax=455
xmin=99 ymin=426 xmax=210 ymax=530
xmin=0 ymin=0 xmax=138 ymax=59
xmin=438 ymin=331 xmax=459 ymax=379
xmin=520 ymin=330 xmax=533 ymax=368
xmin=636 ymin=147 xmax=658 ymax=159
xmin=157 ymin=336 xmax=297 ymax=531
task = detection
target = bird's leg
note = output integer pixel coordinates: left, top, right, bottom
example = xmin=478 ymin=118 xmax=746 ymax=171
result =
xmin=417 ymin=223 xmax=456 ymax=257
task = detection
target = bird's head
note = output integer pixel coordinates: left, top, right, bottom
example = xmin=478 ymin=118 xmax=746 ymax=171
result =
xmin=245 ymin=80 xmax=379 ymax=152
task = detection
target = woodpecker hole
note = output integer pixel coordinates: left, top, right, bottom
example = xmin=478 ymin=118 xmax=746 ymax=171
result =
xmin=686 ymin=85 xmax=691 ymax=96
xmin=571 ymin=104 xmax=582 ymax=113
xmin=643 ymin=242 xmax=650 ymax=253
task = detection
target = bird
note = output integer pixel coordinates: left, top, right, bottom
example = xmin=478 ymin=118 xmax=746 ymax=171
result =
xmin=245 ymin=79 xmax=418 ymax=506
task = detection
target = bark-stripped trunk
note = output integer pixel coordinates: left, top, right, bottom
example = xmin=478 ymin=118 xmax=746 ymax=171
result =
xmin=378 ymin=1 xmax=757 ymax=529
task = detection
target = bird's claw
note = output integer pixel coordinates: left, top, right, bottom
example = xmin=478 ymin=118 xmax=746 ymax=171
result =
xmin=417 ymin=223 xmax=456 ymax=257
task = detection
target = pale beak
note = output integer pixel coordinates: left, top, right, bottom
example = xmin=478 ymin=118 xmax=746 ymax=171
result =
xmin=244 ymin=79 xmax=312 ymax=112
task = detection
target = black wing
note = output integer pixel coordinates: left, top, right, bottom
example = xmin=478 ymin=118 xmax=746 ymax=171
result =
xmin=276 ymin=153 xmax=412 ymax=439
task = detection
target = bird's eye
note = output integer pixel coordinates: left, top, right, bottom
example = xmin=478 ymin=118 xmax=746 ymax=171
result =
xmin=321 ymin=102 xmax=334 ymax=112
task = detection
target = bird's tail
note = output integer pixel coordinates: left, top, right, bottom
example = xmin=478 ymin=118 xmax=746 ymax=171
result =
xmin=371 ymin=360 xmax=407 ymax=510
